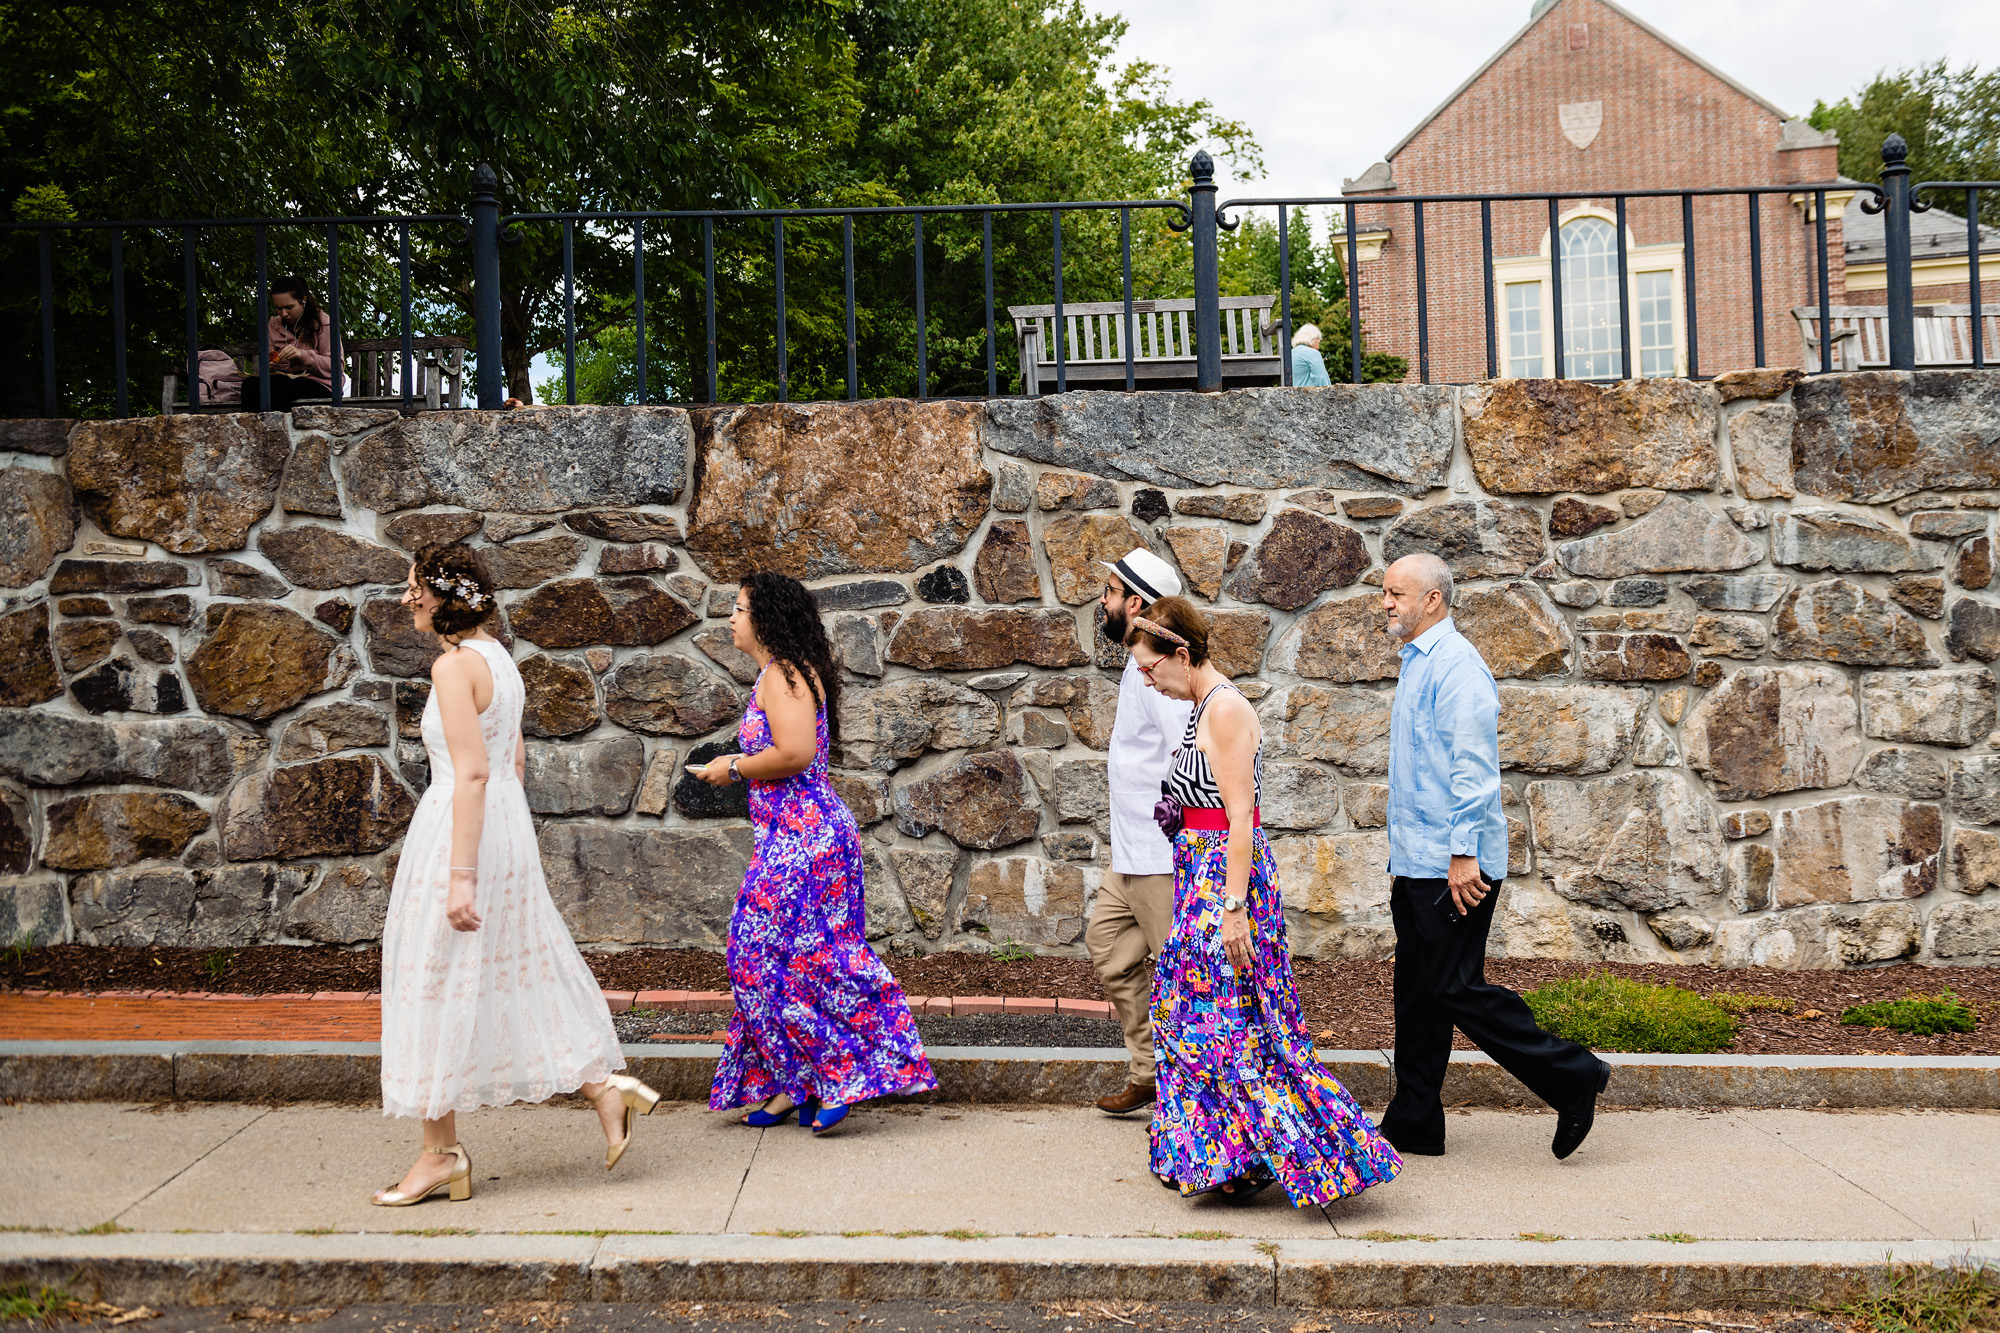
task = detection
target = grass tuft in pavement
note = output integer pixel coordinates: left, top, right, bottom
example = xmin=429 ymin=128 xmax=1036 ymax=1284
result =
xmin=1357 ymin=1230 xmax=1440 ymax=1242
xmin=1840 ymin=991 xmax=1978 ymax=1037
xmin=0 ymin=1284 xmax=79 ymax=1324
xmin=1649 ymin=1232 xmax=1700 ymax=1243
xmin=75 ymin=1220 xmax=131 ymax=1235
xmin=1517 ymin=1232 xmax=1563 ymax=1243
xmin=1524 ymin=971 xmax=1737 ymax=1054
xmin=1834 ymin=1260 xmax=1999 ymax=1333
xmin=1176 ymin=1230 xmax=1233 ymax=1241
xmin=392 ymin=1227 xmax=476 ymax=1237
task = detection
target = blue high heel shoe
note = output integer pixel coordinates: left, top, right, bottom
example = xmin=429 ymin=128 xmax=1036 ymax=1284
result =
xmin=807 ymin=1102 xmax=848 ymax=1135
xmin=740 ymin=1096 xmax=804 ymax=1128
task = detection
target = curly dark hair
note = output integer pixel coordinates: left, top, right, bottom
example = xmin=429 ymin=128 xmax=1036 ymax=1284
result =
xmin=741 ymin=570 xmax=842 ymax=744
xmin=412 ymin=542 xmax=497 ymax=641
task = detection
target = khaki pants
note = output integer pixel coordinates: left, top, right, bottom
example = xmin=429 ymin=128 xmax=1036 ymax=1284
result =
xmin=1085 ymin=870 xmax=1175 ymax=1083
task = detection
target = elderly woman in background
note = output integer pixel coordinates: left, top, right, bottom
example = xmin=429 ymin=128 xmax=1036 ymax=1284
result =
xmin=1127 ymin=595 xmax=1402 ymax=1211
xmin=1290 ymin=323 xmax=1332 ymax=387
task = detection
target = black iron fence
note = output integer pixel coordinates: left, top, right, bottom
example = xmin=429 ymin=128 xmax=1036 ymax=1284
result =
xmin=3 ymin=136 xmax=1990 ymax=419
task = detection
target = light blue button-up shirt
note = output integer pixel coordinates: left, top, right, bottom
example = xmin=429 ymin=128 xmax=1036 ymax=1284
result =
xmin=1290 ymin=344 xmax=1331 ymax=387
xmin=1387 ymin=618 xmax=1508 ymax=881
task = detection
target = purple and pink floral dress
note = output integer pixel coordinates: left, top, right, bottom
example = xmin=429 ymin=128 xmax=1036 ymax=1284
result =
xmin=709 ymin=668 xmax=936 ymax=1112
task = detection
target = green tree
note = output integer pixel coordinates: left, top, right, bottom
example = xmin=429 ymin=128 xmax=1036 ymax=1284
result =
xmin=1811 ymin=61 xmax=2000 ymax=217
xmin=1215 ymin=209 xmax=1404 ymax=383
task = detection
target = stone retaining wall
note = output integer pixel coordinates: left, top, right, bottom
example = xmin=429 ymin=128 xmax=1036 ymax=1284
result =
xmin=4 ymin=369 xmax=2000 ymax=969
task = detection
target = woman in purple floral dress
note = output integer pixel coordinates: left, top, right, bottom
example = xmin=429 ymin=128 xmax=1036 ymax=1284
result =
xmin=692 ymin=572 xmax=936 ymax=1134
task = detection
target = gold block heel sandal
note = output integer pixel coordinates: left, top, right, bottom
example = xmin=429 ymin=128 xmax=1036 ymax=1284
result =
xmin=371 ymin=1142 xmax=472 ymax=1206
xmin=599 ymin=1074 xmax=662 ymax=1171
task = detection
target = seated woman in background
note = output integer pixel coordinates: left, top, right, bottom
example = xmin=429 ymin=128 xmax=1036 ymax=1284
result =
xmin=239 ymin=275 xmax=336 ymax=411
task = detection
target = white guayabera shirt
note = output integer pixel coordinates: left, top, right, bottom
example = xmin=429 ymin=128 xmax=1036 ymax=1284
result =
xmin=1106 ymin=654 xmax=1195 ymax=876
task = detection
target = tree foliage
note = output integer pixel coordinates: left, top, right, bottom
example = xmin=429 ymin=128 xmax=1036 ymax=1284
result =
xmin=1214 ymin=209 xmax=1405 ymax=384
xmin=1811 ymin=61 xmax=2000 ymax=218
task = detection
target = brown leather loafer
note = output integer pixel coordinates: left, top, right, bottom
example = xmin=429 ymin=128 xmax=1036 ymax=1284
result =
xmin=1096 ymin=1081 xmax=1157 ymax=1115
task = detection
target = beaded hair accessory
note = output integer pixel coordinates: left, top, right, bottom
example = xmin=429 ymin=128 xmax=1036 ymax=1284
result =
xmin=427 ymin=571 xmax=489 ymax=610
xmin=1131 ymin=615 xmax=1188 ymax=649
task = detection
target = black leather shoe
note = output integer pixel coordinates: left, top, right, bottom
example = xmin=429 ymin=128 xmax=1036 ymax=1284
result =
xmin=1552 ymin=1061 xmax=1612 ymax=1160
xmin=1380 ymin=1127 xmax=1445 ymax=1157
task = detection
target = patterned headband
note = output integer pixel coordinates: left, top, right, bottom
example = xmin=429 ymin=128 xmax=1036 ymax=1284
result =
xmin=1131 ymin=615 xmax=1188 ymax=649
xmin=427 ymin=571 xmax=489 ymax=610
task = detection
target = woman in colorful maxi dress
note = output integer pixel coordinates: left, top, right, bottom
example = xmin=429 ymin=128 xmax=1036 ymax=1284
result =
xmin=373 ymin=543 xmax=660 ymax=1207
xmin=1126 ymin=596 xmax=1403 ymax=1208
xmin=694 ymin=571 xmax=936 ymax=1134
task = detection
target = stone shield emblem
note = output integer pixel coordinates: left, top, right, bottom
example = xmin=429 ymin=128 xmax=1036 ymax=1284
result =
xmin=1559 ymin=101 xmax=1603 ymax=150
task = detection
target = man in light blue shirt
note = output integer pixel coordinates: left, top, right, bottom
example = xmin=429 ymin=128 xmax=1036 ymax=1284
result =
xmin=1289 ymin=323 xmax=1331 ymax=387
xmin=1378 ymin=553 xmax=1609 ymax=1161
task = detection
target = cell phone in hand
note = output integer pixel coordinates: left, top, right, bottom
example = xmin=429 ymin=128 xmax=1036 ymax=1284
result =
xmin=1433 ymin=884 xmax=1464 ymax=924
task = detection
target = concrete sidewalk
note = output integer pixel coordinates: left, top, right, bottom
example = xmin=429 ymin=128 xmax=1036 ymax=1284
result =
xmin=3 ymin=1099 xmax=1995 ymax=1311
xmin=4 ymin=1100 xmax=1993 ymax=1241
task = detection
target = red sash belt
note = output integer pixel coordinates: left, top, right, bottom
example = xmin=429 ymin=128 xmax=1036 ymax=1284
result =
xmin=1181 ymin=805 xmax=1261 ymax=831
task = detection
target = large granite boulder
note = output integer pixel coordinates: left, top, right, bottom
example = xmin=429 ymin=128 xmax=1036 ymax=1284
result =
xmin=1043 ymin=513 xmax=1156 ymax=605
xmin=221 ymin=754 xmax=415 ymax=859
xmin=1950 ymin=755 xmax=2000 ymax=826
xmin=1860 ymin=670 xmax=1997 ymax=747
xmin=1272 ymin=831 xmax=1395 ymax=959
xmin=519 ymin=654 xmax=600 ymax=738
xmin=1382 ymin=500 xmax=1545 ymax=579
xmin=49 ymin=559 xmax=195 ymax=595
xmin=347 ymin=406 xmax=689 ymax=513
xmin=2 ymin=877 xmax=66 ymax=946
xmin=1208 ymin=609 xmax=1272 ymax=678
xmin=1682 ymin=573 xmax=1791 ymax=612
xmin=1226 ymin=509 xmax=1368 ymax=610
xmin=1526 ymin=771 xmax=1727 ymax=912
xmin=888 ymin=848 xmax=959 ymax=939
xmin=0 ymin=713 xmax=239 ymax=793
xmin=259 ymin=525 xmax=410 ymax=589
xmin=686 ymin=400 xmax=988 ymax=579
xmin=481 ymin=536 xmax=589 ymax=588
xmin=540 ymin=823 xmax=752 ymax=946
xmin=67 ymin=414 xmax=289 ymax=552
xmin=884 ymin=608 xmax=1088 ymax=671
xmin=1265 ymin=595 xmax=1401 ymax=682
xmin=383 ymin=511 xmax=486 ymax=550
xmin=1160 ymin=526 xmax=1227 ymax=599
xmin=893 ymin=750 xmax=1041 ymax=850
xmin=69 ymin=864 xmax=311 ymax=947
xmin=278 ymin=433 xmax=341 ymax=517
xmin=837 ymin=678 xmax=1000 ymax=772
xmin=960 ymin=858 xmax=1089 ymax=946
xmin=1771 ymin=579 xmax=1940 ymax=666
xmin=1455 ymin=581 xmax=1573 ymax=678
xmin=1682 ymin=665 xmax=1861 ymax=800
xmin=1261 ymin=762 xmax=1343 ymax=830
xmin=1791 ymin=371 xmax=2000 ymax=502
xmin=1945 ymin=598 xmax=2000 ymax=662
xmin=185 ymin=603 xmax=355 ymax=721
xmin=602 ymin=653 xmax=740 ymax=736
xmin=860 ymin=849 xmax=918 ymax=940
xmin=1727 ymin=401 xmax=1797 ymax=499
xmin=0 ymin=467 xmax=78 ymax=586
xmin=1927 ymin=899 xmax=2000 ymax=961
xmin=509 ymin=577 xmax=696 ymax=649
xmin=359 ymin=597 xmax=443 ymax=677
xmin=1260 ymin=684 xmax=1393 ymax=773
xmin=524 ymin=735 xmax=646 ymax=817
xmin=1578 ymin=632 xmax=1691 ymax=682
xmin=42 ymin=791 xmax=210 ymax=870
xmin=1497 ymin=685 xmax=1648 ymax=774
xmin=1022 ymin=674 xmax=1122 ymax=750
xmin=1771 ymin=796 xmax=1942 ymax=905
xmin=280 ymin=860 xmax=392 ymax=945
xmin=1460 ymin=379 xmax=1720 ymax=494
xmin=0 ymin=604 xmax=61 ymax=707
xmin=1556 ymin=497 xmax=1762 ymax=578
xmin=983 ymin=386 xmax=1454 ymax=494
xmin=1770 ymin=509 xmax=1942 ymax=573
xmin=972 ymin=519 xmax=1042 ymax=603
xmin=275 ymin=702 xmax=392 ymax=760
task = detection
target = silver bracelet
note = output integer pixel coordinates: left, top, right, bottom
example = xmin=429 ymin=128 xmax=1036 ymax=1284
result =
xmin=449 ymin=865 xmax=478 ymax=872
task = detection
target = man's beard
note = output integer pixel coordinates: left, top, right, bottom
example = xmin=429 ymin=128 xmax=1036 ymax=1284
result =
xmin=1102 ymin=603 xmax=1130 ymax=644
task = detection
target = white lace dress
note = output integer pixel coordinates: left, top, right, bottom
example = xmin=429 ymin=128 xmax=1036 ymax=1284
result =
xmin=379 ymin=637 xmax=623 ymax=1119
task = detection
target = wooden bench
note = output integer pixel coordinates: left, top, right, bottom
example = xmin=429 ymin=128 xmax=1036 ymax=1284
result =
xmin=1794 ymin=305 xmax=2000 ymax=372
xmin=1007 ymin=296 xmax=1283 ymax=394
xmin=163 ymin=336 xmax=469 ymax=414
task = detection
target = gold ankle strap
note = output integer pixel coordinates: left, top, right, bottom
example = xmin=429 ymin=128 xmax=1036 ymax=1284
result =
xmin=425 ymin=1144 xmax=459 ymax=1155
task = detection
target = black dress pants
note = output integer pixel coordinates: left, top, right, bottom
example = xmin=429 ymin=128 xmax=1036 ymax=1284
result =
xmin=236 ymin=375 xmax=325 ymax=412
xmin=1379 ymin=874 xmax=1604 ymax=1148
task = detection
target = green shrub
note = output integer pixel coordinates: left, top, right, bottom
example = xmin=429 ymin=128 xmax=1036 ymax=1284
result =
xmin=0 ymin=1283 xmax=79 ymax=1323
xmin=1522 ymin=972 xmax=1737 ymax=1054
xmin=1834 ymin=1260 xmax=1999 ymax=1333
xmin=1710 ymin=991 xmax=1795 ymax=1017
xmin=1839 ymin=991 xmax=1977 ymax=1036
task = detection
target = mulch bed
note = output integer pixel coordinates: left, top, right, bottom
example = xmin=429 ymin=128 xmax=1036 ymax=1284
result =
xmin=4 ymin=945 xmax=1996 ymax=1056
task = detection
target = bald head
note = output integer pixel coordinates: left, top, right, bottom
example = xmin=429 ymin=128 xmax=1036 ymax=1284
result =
xmin=1383 ymin=552 xmax=1454 ymax=644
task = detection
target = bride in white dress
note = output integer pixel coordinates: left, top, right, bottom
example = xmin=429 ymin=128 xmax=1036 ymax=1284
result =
xmin=373 ymin=543 xmax=659 ymax=1207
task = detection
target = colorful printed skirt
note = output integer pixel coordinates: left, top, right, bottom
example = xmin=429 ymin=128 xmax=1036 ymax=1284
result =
xmin=1148 ymin=826 xmax=1404 ymax=1207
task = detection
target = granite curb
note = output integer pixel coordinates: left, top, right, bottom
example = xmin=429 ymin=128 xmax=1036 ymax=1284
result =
xmin=3 ymin=1042 xmax=1996 ymax=1108
xmin=2 ymin=1232 xmax=1991 ymax=1311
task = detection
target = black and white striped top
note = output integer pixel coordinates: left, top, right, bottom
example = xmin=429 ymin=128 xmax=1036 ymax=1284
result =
xmin=1164 ymin=682 xmax=1263 ymax=810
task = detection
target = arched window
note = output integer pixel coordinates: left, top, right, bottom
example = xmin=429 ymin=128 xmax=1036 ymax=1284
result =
xmin=1560 ymin=216 xmax=1623 ymax=379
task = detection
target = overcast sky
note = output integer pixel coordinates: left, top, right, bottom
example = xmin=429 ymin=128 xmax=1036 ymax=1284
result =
xmin=1090 ymin=0 xmax=1999 ymax=198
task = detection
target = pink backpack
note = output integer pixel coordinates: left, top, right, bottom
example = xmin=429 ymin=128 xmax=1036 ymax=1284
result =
xmin=197 ymin=348 xmax=244 ymax=404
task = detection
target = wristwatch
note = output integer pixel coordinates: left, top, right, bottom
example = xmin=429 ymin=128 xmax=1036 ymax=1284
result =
xmin=727 ymin=757 xmax=742 ymax=783
xmin=1221 ymin=894 xmax=1245 ymax=912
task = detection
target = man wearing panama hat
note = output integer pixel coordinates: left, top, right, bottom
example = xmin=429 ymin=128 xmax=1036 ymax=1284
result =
xmin=1089 ymin=547 xmax=1195 ymax=1115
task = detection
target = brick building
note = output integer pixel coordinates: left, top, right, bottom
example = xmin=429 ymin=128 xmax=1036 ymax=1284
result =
xmin=1339 ymin=0 xmax=1918 ymax=382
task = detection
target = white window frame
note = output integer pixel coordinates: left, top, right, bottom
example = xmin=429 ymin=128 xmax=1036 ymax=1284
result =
xmin=1490 ymin=205 xmax=1686 ymax=379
